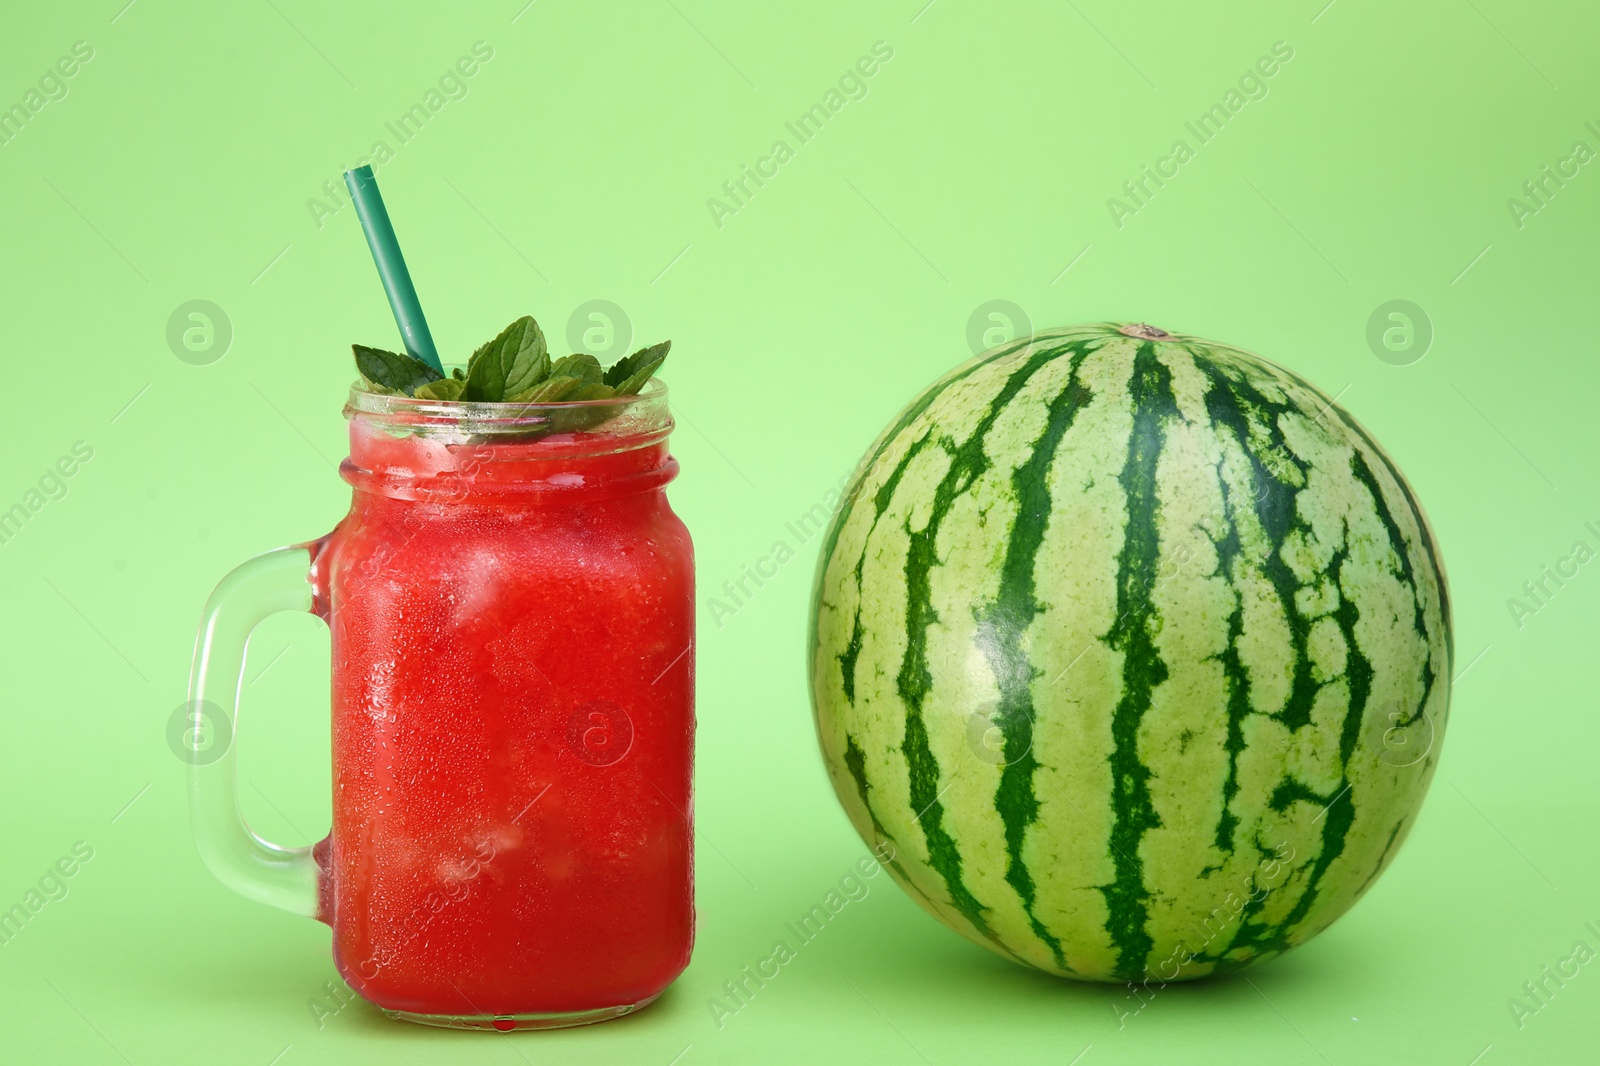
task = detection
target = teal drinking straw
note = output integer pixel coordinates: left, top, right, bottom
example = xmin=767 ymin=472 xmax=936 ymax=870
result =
xmin=343 ymin=165 xmax=444 ymax=374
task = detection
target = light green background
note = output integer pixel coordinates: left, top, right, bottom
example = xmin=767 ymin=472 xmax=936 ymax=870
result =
xmin=1 ymin=1 xmax=1595 ymax=1063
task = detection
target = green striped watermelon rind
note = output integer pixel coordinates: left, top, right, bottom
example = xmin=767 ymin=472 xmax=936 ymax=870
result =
xmin=808 ymin=323 xmax=1451 ymax=983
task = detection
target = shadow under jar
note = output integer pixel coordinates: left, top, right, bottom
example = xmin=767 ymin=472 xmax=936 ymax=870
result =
xmin=187 ymin=382 xmax=695 ymax=1031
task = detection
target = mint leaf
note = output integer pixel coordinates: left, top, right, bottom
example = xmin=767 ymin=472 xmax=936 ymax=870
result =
xmin=548 ymin=382 xmax=619 ymax=434
xmin=549 ymin=352 xmax=603 ymax=386
xmin=608 ymin=341 xmax=670 ymax=396
xmin=414 ymin=377 xmax=467 ymax=401
xmin=569 ymin=382 xmax=616 ymax=401
xmin=604 ymin=340 xmax=670 ymax=392
xmin=452 ymin=366 xmax=466 ymax=381
xmin=354 ymin=345 xmax=444 ymax=394
xmin=465 ymin=316 xmax=550 ymax=402
xmin=507 ymin=375 xmax=586 ymax=403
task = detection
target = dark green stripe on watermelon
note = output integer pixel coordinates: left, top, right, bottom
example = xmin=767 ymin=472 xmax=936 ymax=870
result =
xmin=1355 ymin=815 xmax=1408 ymax=896
xmin=841 ymin=734 xmax=925 ymax=894
xmin=1266 ymin=492 xmax=1374 ymax=938
xmin=1191 ymin=357 xmax=1315 ymax=860
xmin=1345 ymin=447 xmax=1437 ymax=740
xmin=1101 ymin=341 xmax=1177 ymax=980
xmin=838 ymin=432 xmax=938 ymax=704
xmin=897 ymin=344 xmax=1065 ymax=947
xmin=1207 ymin=464 xmax=1253 ymax=857
xmin=1195 ymin=359 xmax=1319 ymax=733
xmin=973 ymin=343 xmax=1094 ymax=974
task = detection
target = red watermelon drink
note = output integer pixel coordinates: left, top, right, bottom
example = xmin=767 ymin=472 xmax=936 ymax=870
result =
xmin=317 ymin=381 xmax=694 ymax=1026
xmin=186 ymin=318 xmax=693 ymax=1030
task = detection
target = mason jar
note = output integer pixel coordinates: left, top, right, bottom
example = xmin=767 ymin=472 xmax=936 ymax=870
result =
xmin=186 ymin=381 xmax=695 ymax=1030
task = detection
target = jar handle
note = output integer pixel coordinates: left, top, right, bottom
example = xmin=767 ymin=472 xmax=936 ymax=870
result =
xmin=185 ymin=544 xmax=324 ymax=918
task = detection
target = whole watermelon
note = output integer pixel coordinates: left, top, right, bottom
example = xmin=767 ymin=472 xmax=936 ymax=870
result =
xmin=808 ymin=323 xmax=1450 ymax=982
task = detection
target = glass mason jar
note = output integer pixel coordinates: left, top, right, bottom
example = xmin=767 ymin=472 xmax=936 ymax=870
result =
xmin=186 ymin=382 xmax=695 ymax=1030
